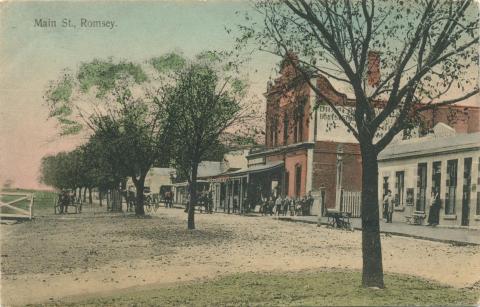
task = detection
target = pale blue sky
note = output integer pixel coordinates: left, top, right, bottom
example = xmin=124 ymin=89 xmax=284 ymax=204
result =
xmin=0 ymin=1 xmax=277 ymax=189
xmin=0 ymin=1 xmax=478 ymax=189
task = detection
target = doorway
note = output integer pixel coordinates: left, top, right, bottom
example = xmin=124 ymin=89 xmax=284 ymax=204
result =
xmin=416 ymin=163 xmax=427 ymax=212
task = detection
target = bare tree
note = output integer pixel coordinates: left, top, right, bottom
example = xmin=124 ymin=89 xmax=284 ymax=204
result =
xmin=237 ymin=0 xmax=479 ymax=287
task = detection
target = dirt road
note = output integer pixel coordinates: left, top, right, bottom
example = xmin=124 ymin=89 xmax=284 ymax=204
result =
xmin=1 ymin=207 xmax=479 ymax=306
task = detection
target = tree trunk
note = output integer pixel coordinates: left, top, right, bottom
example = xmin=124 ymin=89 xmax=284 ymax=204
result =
xmin=134 ymin=176 xmax=146 ymax=216
xmin=188 ymin=163 xmax=198 ymax=230
xmin=99 ymin=190 xmax=103 ymax=207
xmin=83 ymin=187 xmax=87 ymax=203
xmin=360 ymin=145 xmax=384 ymax=288
xmin=106 ymin=190 xmax=110 ymax=209
xmin=88 ymin=187 xmax=93 ymax=204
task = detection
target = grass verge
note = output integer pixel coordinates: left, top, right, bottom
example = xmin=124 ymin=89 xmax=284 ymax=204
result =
xmin=44 ymin=270 xmax=479 ymax=306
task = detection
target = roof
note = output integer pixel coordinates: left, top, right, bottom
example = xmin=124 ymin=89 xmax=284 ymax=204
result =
xmin=221 ymin=161 xmax=284 ymax=178
xmin=378 ymin=132 xmax=480 ymax=161
xmin=197 ymin=161 xmax=223 ymax=178
xmin=247 ymin=142 xmax=315 ymax=159
xmin=148 ymin=168 xmax=176 ymax=176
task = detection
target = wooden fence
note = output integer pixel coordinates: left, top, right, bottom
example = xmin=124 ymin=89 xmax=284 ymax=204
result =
xmin=341 ymin=190 xmax=361 ymax=218
xmin=0 ymin=192 xmax=34 ymax=220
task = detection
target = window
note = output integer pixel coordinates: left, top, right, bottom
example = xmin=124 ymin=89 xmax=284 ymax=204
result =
xmin=445 ymin=159 xmax=458 ymax=215
xmin=269 ymin=124 xmax=274 ymax=147
xmin=462 ymin=158 xmax=472 ymax=226
xmin=395 ymin=171 xmax=405 ymax=207
xmin=382 ymin=176 xmax=389 ymax=197
xmin=270 ymin=116 xmax=278 ymax=147
xmin=295 ymin=164 xmax=302 ymax=197
xmin=416 ymin=163 xmax=427 ymax=211
xmin=431 ymin=161 xmax=441 ymax=195
xmin=298 ymin=115 xmax=303 ymax=142
xmin=293 ymin=123 xmax=298 ymax=143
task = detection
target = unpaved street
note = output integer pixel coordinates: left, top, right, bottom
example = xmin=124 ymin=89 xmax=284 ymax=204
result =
xmin=1 ymin=208 xmax=479 ymax=306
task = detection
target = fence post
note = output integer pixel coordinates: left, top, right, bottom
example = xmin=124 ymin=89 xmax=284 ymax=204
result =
xmin=30 ymin=195 xmax=34 ymax=220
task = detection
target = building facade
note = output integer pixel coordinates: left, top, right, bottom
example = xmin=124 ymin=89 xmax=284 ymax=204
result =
xmin=378 ymin=124 xmax=480 ymax=227
xmin=248 ymin=55 xmax=480 ymax=217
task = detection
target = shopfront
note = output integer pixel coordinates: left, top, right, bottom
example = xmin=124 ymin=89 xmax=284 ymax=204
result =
xmin=378 ymin=127 xmax=480 ymax=227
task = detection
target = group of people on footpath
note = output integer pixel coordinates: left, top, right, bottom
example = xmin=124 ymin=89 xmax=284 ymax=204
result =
xmin=261 ymin=192 xmax=314 ymax=216
xmin=183 ymin=190 xmax=213 ymax=214
xmin=383 ymin=189 xmax=441 ymax=225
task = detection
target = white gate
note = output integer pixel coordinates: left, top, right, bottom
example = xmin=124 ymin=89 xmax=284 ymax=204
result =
xmin=341 ymin=190 xmax=361 ymax=218
xmin=0 ymin=192 xmax=34 ymax=220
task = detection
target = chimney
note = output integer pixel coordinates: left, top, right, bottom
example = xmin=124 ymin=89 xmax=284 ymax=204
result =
xmin=367 ymin=51 xmax=380 ymax=87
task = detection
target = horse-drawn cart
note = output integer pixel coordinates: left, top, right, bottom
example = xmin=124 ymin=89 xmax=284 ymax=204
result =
xmin=54 ymin=191 xmax=82 ymax=214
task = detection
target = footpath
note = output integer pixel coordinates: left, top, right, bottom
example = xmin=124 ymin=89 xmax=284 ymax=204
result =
xmin=274 ymin=215 xmax=480 ymax=246
xmin=171 ymin=203 xmax=479 ymax=246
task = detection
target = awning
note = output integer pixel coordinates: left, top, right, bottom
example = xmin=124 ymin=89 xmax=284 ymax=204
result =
xmin=225 ymin=161 xmax=284 ymax=177
xmin=172 ymin=180 xmax=209 ymax=187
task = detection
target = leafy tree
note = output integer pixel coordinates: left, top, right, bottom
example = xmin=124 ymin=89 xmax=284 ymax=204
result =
xmin=82 ymin=134 xmax=127 ymax=198
xmin=164 ymin=59 xmax=255 ymax=229
xmin=45 ymin=58 xmax=171 ymax=215
xmin=39 ymin=149 xmax=88 ymax=194
xmin=237 ymin=0 xmax=478 ymax=287
xmin=85 ymin=86 xmax=170 ymax=215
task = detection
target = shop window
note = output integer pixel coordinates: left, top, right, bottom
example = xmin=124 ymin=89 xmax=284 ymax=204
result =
xmin=382 ymin=176 xmax=389 ymax=197
xmin=462 ymin=158 xmax=472 ymax=226
xmin=416 ymin=163 xmax=427 ymax=211
xmin=445 ymin=159 xmax=458 ymax=215
xmin=395 ymin=171 xmax=405 ymax=207
xmin=431 ymin=161 xmax=441 ymax=196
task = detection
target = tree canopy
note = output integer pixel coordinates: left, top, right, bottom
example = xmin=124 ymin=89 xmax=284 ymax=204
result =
xmin=164 ymin=57 xmax=256 ymax=229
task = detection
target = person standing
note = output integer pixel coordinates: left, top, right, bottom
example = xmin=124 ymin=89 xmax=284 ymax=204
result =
xmin=282 ymin=195 xmax=291 ymax=216
xmin=427 ymin=191 xmax=440 ymax=226
xmin=383 ymin=190 xmax=394 ymax=223
xmin=275 ymin=195 xmax=283 ymax=216
xmin=306 ymin=192 xmax=314 ymax=216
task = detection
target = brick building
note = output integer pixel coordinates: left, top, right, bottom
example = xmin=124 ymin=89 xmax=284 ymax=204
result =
xmin=247 ymin=55 xmax=480 ymax=216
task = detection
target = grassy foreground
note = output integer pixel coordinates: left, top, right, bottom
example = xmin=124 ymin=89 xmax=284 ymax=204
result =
xmin=48 ymin=270 xmax=479 ymax=306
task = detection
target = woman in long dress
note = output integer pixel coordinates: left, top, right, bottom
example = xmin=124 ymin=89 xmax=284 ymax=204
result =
xmin=427 ymin=191 xmax=440 ymax=226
